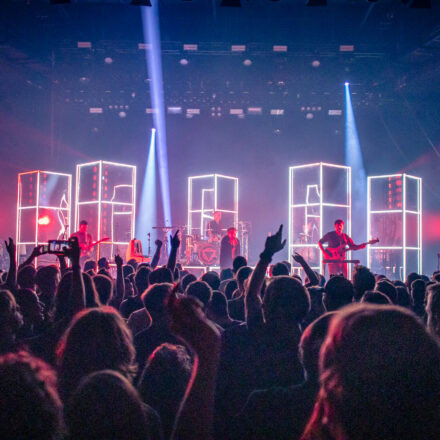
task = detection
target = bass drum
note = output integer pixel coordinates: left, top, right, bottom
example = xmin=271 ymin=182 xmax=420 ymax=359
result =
xmin=197 ymin=243 xmax=219 ymax=266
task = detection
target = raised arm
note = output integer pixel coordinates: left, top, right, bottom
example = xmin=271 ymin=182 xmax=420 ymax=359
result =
xmin=4 ymin=238 xmax=17 ymax=291
xmin=292 ymin=252 xmax=319 ymax=286
xmin=245 ymin=225 xmax=286 ymax=327
xmin=112 ymin=254 xmax=125 ymax=308
xmin=57 ymin=254 xmax=68 ymax=276
xmin=151 ymin=239 xmax=162 ymax=269
xmin=65 ymin=237 xmax=85 ymax=317
xmin=168 ymin=292 xmax=221 ymax=440
xmin=18 ymin=245 xmax=43 ymax=271
xmin=167 ymin=231 xmax=180 ymax=274
xmin=346 ymin=235 xmax=366 ymax=251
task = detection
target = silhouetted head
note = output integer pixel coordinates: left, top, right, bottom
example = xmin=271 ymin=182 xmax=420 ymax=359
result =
xmin=66 ymin=370 xmax=149 ymax=440
xmin=201 ymin=271 xmax=221 ymax=291
xmin=352 ymin=265 xmax=375 ymax=301
xmin=220 ymin=268 xmax=233 ymax=282
xmin=361 ymin=290 xmax=392 ymax=305
xmin=375 ymin=279 xmax=398 ymax=304
xmin=262 ymin=276 xmax=310 ymax=326
xmin=93 ymin=274 xmax=113 ymax=305
xmin=323 ymin=276 xmax=354 ymax=311
xmin=138 ymin=343 xmax=192 ymax=440
xmin=271 ymin=262 xmax=290 ymax=277
xmin=149 ymin=267 xmax=173 ymax=285
xmin=225 ymin=278 xmax=238 ymax=300
xmin=82 ymin=272 xmax=101 ymax=308
xmin=303 ymin=304 xmax=440 ymax=440
xmin=135 ymin=266 xmax=151 ymax=296
xmin=395 ymin=285 xmax=411 ymax=308
xmin=57 ymin=307 xmax=136 ymax=401
xmin=0 ymin=351 xmax=63 ymax=440
xmin=233 ymin=256 xmax=247 ymax=273
xmin=207 ymin=290 xmax=229 ymax=320
xmin=83 ymin=260 xmax=97 ymax=273
xmin=142 ymin=283 xmax=172 ymax=321
xmin=97 ymin=257 xmax=109 ymax=270
xmin=186 ymin=281 xmax=212 ymax=311
xmin=181 ymin=273 xmax=197 ymax=292
xmin=426 ymin=283 xmax=440 ymax=340
xmin=17 ymin=265 xmax=36 ymax=290
xmin=236 ymin=266 xmax=253 ymax=292
xmin=411 ymin=278 xmax=426 ymax=306
xmin=299 ymin=312 xmax=336 ymax=382
xmin=406 ymin=272 xmax=421 ymax=289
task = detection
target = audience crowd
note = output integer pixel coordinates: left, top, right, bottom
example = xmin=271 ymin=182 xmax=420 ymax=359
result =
xmin=1 ymin=226 xmax=440 ymax=439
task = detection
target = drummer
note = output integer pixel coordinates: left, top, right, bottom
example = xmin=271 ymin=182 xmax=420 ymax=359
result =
xmin=206 ymin=211 xmax=222 ymax=242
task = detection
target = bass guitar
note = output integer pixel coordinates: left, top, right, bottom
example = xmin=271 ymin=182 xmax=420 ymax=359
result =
xmin=80 ymin=237 xmax=110 ymax=257
xmin=324 ymin=238 xmax=379 ymax=263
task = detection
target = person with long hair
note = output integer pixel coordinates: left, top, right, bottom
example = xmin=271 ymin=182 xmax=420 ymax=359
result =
xmin=56 ymin=306 xmax=136 ymax=401
xmin=301 ymin=304 xmax=440 ymax=440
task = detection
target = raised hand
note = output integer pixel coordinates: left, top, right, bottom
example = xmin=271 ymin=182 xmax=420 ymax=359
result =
xmin=65 ymin=236 xmax=81 ymax=267
xmin=31 ymin=245 xmax=44 ymax=257
xmin=167 ymin=286 xmax=220 ymax=358
xmin=114 ymin=254 xmax=123 ymax=266
xmin=5 ymin=237 xmax=15 ymax=259
xmin=155 ymin=239 xmax=163 ymax=248
xmin=170 ymin=230 xmax=181 ymax=249
xmin=263 ymin=225 xmax=286 ymax=256
xmin=292 ymin=252 xmax=306 ymax=264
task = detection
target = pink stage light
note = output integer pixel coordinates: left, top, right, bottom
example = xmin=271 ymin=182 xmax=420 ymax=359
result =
xmin=38 ymin=215 xmax=50 ymax=226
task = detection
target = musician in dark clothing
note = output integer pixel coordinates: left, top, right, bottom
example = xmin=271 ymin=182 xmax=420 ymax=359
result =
xmin=220 ymin=227 xmax=240 ymax=270
xmin=206 ymin=211 xmax=223 ymax=240
xmin=318 ymin=219 xmax=365 ymax=277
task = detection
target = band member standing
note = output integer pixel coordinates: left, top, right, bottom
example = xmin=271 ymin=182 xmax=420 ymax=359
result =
xmin=70 ymin=220 xmax=93 ymax=266
xmin=220 ymin=226 xmax=240 ymax=270
xmin=206 ymin=211 xmax=222 ymax=241
xmin=318 ymin=219 xmax=365 ymax=278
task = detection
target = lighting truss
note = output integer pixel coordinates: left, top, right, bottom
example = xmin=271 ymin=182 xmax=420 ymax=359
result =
xmin=75 ymin=161 xmax=136 ymax=260
xmin=16 ymin=170 xmax=72 ymax=265
xmin=289 ymin=162 xmax=351 ymax=276
xmin=188 ymin=174 xmax=239 ymax=238
xmin=367 ymin=173 xmax=422 ymax=279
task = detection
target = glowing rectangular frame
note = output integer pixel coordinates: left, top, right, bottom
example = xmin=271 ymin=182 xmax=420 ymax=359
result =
xmin=16 ymin=170 xmax=72 ymax=265
xmin=367 ymin=173 xmax=422 ymax=278
xmin=75 ymin=161 xmax=136 ymax=260
xmin=288 ymin=162 xmax=352 ymax=275
xmin=188 ymin=174 xmax=239 ymax=238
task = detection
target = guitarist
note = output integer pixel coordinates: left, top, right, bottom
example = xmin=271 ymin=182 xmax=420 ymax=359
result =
xmin=70 ymin=220 xmax=93 ymax=267
xmin=318 ymin=219 xmax=366 ymax=278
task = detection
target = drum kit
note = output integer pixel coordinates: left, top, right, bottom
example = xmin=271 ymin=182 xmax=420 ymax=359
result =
xmin=152 ymin=225 xmax=221 ymax=266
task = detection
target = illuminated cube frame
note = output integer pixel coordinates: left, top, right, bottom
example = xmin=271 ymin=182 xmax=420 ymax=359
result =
xmin=288 ymin=163 xmax=352 ymax=275
xmin=16 ymin=170 xmax=72 ymax=264
xmin=367 ymin=173 xmax=422 ymax=278
xmin=75 ymin=161 xmax=136 ymax=260
xmin=187 ymin=174 xmax=239 ymax=239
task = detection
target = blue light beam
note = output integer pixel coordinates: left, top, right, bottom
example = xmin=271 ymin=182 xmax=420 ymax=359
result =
xmin=137 ymin=128 xmax=157 ymax=254
xmin=141 ymin=2 xmax=172 ymax=227
xmin=345 ymin=82 xmax=367 ymax=239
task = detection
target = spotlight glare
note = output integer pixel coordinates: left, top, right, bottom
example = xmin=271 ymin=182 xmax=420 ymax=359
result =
xmin=180 ymin=58 xmax=189 ymax=66
xmin=38 ymin=216 xmax=50 ymax=226
xmin=243 ymin=59 xmax=252 ymax=66
xmin=104 ymin=57 xmax=113 ymax=64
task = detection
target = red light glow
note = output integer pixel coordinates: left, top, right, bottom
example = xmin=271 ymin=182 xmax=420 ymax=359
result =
xmin=38 ymin=215 xmax=50 ymax=226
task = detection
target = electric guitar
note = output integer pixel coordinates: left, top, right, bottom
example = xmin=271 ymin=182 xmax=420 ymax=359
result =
xmin=80 ymin=237 xmax=110 ymax=256
xmin=324 ymin=238 xmax=379 ymax=263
